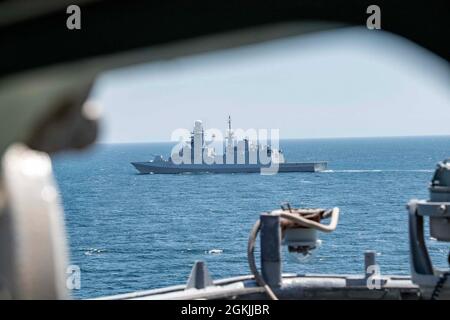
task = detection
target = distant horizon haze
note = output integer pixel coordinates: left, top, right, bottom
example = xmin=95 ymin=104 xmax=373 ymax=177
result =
xmin=94 ymin=134 xmax=450 ymax=145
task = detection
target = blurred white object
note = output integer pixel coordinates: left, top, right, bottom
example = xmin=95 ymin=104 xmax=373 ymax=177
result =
xmin=0 ymin=143 xmax=69 ymax=299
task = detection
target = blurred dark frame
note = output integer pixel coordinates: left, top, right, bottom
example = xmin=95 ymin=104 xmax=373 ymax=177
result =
xmin=0 ymin=0 xmax=449 ymax=78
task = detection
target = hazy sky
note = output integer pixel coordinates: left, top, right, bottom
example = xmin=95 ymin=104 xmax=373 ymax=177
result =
xmin=92 ymin=27 xmax=450 ymax=143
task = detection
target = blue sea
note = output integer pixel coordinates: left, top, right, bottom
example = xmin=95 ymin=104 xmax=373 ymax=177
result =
xmin=52 ymin=136 xmax=450 ymax=299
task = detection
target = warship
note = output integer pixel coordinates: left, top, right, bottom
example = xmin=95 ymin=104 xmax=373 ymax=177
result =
xmin=131 ymin=117 xmax=327 ymax=174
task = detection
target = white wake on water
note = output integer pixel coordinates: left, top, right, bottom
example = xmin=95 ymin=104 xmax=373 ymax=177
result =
xmin=323 ymin=169 xmax=434 ymax=173
xmin=206 ymin=249 xmax=223 ymax=255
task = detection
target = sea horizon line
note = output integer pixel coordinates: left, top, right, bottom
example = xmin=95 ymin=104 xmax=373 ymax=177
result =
xmin=97 ymin=134 xmax=450 ymax=145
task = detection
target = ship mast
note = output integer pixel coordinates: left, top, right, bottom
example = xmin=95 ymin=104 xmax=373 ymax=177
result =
xmin=227 ymin=115 xmax=233 ymax=146
xmin=225 ymin=115 xmax=234 ymax=164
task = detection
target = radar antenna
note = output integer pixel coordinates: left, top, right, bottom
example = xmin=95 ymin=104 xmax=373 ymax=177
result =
xmin=227 ymin=115 xmax=234 ymax=143
xmin=226 ymin=115 xmax=234 ymax=151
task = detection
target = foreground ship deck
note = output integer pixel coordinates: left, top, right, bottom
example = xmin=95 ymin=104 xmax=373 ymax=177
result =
xmin=131 ymin=161 xmax=328 ymax=174
xmin=96 ymin=257 xmax=420 ymax=300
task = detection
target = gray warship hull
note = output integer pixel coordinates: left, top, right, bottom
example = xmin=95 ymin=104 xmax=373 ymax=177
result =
xmin=131 ymin=161 xmax=327 ymax=174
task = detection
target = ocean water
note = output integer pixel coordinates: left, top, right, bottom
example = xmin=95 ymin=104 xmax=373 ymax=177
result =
xmin=52 ymin=137 xmax=450 ymax=299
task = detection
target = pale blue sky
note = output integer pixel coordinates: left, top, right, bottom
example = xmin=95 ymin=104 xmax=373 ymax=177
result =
xmin=92 ymin=27 xmax=450 ymax=143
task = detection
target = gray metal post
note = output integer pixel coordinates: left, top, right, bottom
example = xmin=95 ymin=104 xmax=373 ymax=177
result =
xmin=186 ymin=260 xmax=213 ymax=289
xmin=364 ymin=251 xmax=376 ymax=278
xmin=260 ymin=213 xmax=282 ymax=287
